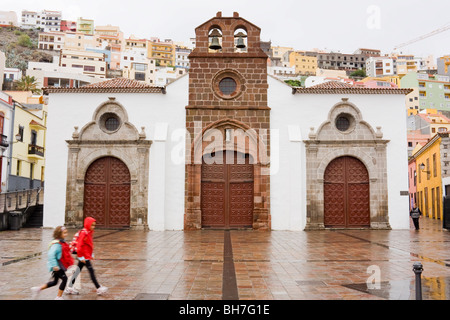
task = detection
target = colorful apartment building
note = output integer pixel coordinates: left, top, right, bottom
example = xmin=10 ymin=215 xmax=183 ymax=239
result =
xmin=395 ymin=54 xmax=418 ymax=76
xmin=76 ymin=17 xmax=94 ymax=35
xmin=59 ymin=49 xmax=107 ymax=79
xmin=365 ymin=56 xmax=395 ymax=77
xmin=21 ymin=10 xmax=61 ymax=32
xmin=147 ymin=38 xmax=176 ymax=67
xmin=38 ymin=31 xmax=65 ymax=51
xmin=411 ymin=132 xmax=450 ymax=220
xmin=1 ymin=95 xmax=47 ymax=191
xmin=437 ymin=55 xmax=450 ymax=77
xmin=63 ymin=32 xmax=97 ymax=51
xmin=401 ymin=72 xmax=450 ymax=112
xmin=288 ymin=52 xmax=317 ymax=75
xmin=408 ymin=156 xmax=417 ymax=208
xmin=60 ymin=20 xmax=76 ymax=32
xmin=95 ymin=25 xmax=124 ymax=70
xmin=0 ymin=11 xmax=19 ymax=27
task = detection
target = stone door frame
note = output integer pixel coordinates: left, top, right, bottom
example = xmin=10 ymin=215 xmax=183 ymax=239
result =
xmin=64 ymin=98 xmax=151 ymax=230
xmin=184 ymin=118 xmax=270 ymax=230
xmin=304 ymin=99 xmax=391 ymax=230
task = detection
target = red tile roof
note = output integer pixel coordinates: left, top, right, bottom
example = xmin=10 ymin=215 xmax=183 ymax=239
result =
xmin=43 ymin=78 xmax=166 ymax=94
xmin=293 ymin=81 xmax=413 ymax=95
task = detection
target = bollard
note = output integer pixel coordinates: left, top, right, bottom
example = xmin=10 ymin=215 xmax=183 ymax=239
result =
xmin=413 ymin=262 xmax=423 ymax=300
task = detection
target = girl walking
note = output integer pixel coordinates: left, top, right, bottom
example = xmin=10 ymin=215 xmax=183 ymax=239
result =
xmin=65 ymin=217 xmax=108 ymax=295
xmin=31 ymin=226 xmax=74 ymax=300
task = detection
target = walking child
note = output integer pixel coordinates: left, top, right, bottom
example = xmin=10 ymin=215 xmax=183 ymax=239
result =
xmin=31 ymin=226 xmax=74 ymax=300
xmin=65 ymin=217 xmax=108 ymax=295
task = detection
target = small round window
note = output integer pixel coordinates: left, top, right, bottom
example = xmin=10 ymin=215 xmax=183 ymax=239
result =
xmin=219 ymin=77 xmax=237 ymax=95
xmin=336 ymin=115 xmax=351 ymax=132
xmin=105 ymin=116 xmax=120 ymax=131
xmin=99 ymin=112 xmax=121 ymax=133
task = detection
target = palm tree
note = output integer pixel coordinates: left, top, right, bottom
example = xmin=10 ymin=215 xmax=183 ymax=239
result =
xmin=15 ymin=75 xmax=41 ymax=94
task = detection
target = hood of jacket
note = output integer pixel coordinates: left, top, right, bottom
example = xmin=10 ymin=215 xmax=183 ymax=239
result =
xmin=84 ymin=217 xmax=96 ymax=231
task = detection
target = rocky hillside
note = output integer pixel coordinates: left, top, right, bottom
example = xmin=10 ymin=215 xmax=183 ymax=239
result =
xmin=0 ymin=26 xmax=55 ymax=71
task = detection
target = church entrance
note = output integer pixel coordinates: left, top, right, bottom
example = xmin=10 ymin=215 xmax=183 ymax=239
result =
xmin=324 ymin=156 xmax=370 ymax=228
xmin=83 ymin=156 xmax=131 ymax=228
xmin=201 ymin=151 xmax=254 ymax=228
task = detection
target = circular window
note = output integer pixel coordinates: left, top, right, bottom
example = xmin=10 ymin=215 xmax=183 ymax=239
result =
xmin=105 ymin=116 xmax=120 ymax=131
xmin=212 ymin=70 xmax=245 ymax=100
xmin=219 ymin=77 xmax=237 ymax=95
xmin=99 ymin=112 xmax=121 ymax=133
xmin=336 ymin=115 xmax=351 ymax=132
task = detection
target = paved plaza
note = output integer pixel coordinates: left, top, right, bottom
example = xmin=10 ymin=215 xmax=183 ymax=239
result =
xmin=1 ymin=217 xmax=450 ymax=301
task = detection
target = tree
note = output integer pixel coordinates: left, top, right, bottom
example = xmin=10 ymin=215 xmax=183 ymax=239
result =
xmin=285 ymin=79 xmax=303 ymax=87
xmin=17 ymin=34 xmax=33 ymax=48
xmin=350 ymin=69 xmax=366 ymax=78
xmin=15 ymin=75 xmax=41 ymax=94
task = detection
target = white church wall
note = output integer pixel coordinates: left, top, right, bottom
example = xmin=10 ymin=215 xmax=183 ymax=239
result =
xmin=44 ymin=77 xmax=188 ymax=230
xmin=268 ymin=76 xmax=410 ymax=230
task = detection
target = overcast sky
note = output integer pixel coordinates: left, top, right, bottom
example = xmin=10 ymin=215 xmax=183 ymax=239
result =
xmin=4 ymin=0 xmax=450 ymax=59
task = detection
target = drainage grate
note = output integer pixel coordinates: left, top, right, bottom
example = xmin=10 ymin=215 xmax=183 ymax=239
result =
xmin=134 ymin=293 xmax=170 ymax=300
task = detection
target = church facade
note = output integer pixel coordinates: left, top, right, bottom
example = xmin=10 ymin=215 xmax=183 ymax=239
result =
xmin=43 ymin=12 xmax=412 ymax=231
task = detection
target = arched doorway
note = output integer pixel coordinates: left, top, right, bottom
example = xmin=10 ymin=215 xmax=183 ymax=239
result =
xmin=83 ymin=156 xmax=131 ymax=228
xmin=324 ymin=156 xmax=370 ymax=228
xmin=201 ymin=150 xmax=254 ymax=228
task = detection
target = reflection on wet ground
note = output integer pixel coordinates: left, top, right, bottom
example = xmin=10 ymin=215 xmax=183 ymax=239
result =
xmin=1 ymin=217 xmax=450 ymax=300
xmin=343 ymin=276 xmax=450 ymax=300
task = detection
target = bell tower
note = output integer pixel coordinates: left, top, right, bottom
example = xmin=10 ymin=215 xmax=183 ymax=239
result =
xmin=185 ymin=12 xmax=271 ymax=230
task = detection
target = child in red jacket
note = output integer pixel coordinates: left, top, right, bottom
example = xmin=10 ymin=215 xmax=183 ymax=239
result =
xmin=65 ymin=217 xmax=108 ymax=295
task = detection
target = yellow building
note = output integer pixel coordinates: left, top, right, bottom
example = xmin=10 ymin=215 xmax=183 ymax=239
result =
xmin=413 ymin=132 xmax=445 ymax=219
xmin=288 ymin=52 xmax=317 ymax=75
xmin=9 ymin=101 xmax=47 ymax=191
xmin=147 ymin=39 xmax=175 ymax=67
xmin=395 ymin=54 xmax=418 ymax=76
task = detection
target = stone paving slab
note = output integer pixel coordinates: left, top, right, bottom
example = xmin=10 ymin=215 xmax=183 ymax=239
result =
xmin=1 ymin=217 xmax=450 ymax=301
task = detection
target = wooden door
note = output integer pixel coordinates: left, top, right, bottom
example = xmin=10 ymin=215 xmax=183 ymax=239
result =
xmin=324 ymin=156 xmax=370 ymax=228
xmin=201 ymin=151 xmax=253 ymax=228
xmin=84 ymin=157 xmax=130 ymax=228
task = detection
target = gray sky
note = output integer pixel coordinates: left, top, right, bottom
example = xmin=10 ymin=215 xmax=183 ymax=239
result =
xmin=4 ymin=0 xmax=450 ymax=59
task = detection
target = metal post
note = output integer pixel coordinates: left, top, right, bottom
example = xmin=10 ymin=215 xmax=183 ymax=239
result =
xmin=413 ymin=262 xmax=423 ymax=300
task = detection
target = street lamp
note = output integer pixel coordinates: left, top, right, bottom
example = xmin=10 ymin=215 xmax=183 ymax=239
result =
xmin=419 ymin=163 xmax=430 ymax=174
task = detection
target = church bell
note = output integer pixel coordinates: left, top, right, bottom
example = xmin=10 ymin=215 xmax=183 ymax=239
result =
xmin=209 ymin=29 xmax=222 ymax=50
xmin=235 ymin=32 xmax=247 ymax=49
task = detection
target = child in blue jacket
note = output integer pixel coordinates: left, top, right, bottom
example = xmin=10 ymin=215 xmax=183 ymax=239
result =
xmin=31 ymin=226 xmax=73 ymax=300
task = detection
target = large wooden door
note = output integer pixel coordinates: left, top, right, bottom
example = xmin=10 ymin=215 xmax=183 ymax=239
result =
xmin=201 ymin=151 xmax=253 ymax=228
xmin=84 ymin=157 xmax=130 ymax=228
xmin=324 ymin=156 xmax=370 ymax=228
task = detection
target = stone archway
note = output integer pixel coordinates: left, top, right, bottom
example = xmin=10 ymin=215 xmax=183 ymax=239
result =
xmin=184 ymin=118 xmax=270 ymax=230
xmin=305 ymin=99 xmax=390 ymax=230
xmin=64 ymin=98 xmax=151 ymax=230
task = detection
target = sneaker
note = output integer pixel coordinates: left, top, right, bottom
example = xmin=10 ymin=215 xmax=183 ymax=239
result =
xmin=30 ymin=287 xmax=41 ymax=299
xmin=96 ymin=286 xmax=108 ymax=295
xmin=54 ymin=296 xmax=64 ymax=300
xmin=64 ymin=287 xmax=79 ymax=295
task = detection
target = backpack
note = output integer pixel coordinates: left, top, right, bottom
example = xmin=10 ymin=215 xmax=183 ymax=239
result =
xmin=69 ymin=228 xmax=86 ymax=254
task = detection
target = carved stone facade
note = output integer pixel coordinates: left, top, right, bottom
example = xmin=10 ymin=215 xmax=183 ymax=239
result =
xmin=64 ymin=98 xmax=151 ymax=230
xmin=304 ymin=98 xmax=391 ymax=230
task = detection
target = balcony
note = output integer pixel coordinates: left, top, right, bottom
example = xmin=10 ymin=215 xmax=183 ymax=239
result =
xmin=28 ymin=144 xmax=44 ymax=159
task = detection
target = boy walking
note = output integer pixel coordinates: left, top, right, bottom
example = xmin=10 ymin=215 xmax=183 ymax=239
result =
xmin=65 ymin=217 xmax=108 ymax=295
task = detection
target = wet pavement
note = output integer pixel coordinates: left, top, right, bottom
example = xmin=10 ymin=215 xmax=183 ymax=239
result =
xmin=1 ymin=217 xmax=450 ymax=301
